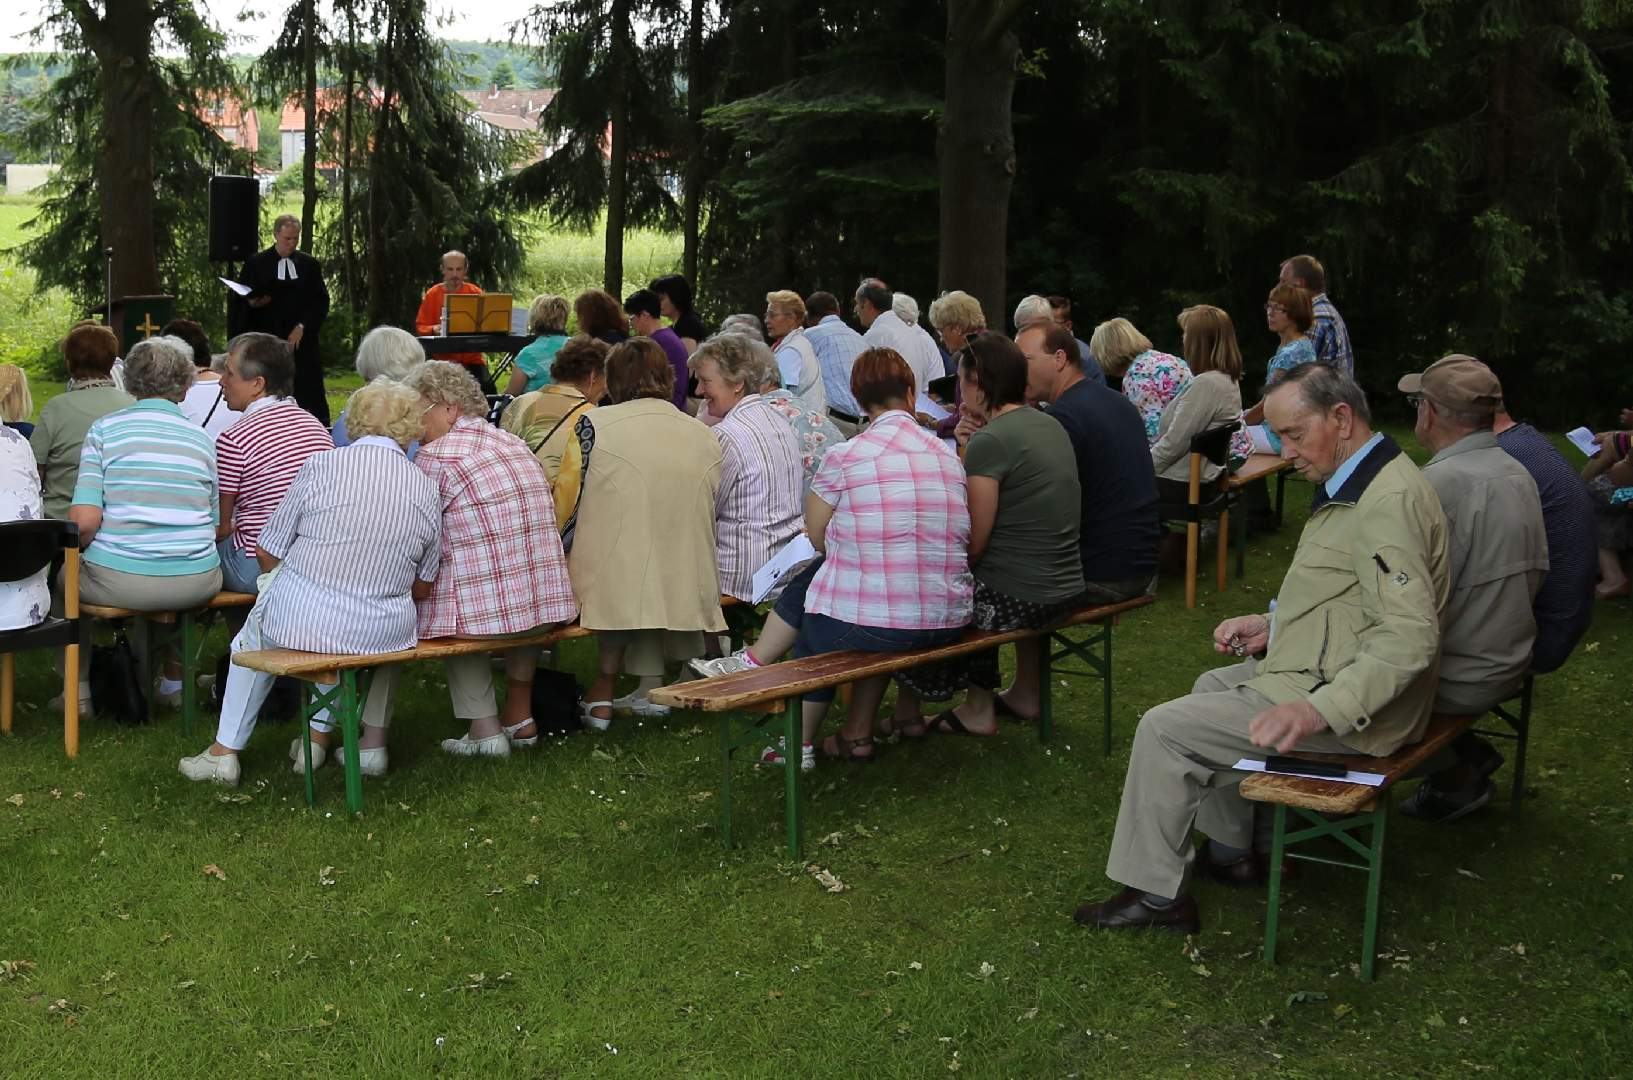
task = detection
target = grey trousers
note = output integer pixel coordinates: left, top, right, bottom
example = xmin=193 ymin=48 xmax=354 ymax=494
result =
xmin=57 ymin=562 xmax=222 ymax=685
xmin=1104 ymin=660 xmax=1361 ymax=898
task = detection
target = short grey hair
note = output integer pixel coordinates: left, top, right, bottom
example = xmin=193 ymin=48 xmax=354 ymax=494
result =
xmin=405 ymin=359 xmax=488 ymax=419
xmin=1013 ymin=294 xmax=1055 ymax=332
xmin=123 ymin=336 xmax=196 ymax=401
xmin=693 ymin=332 xmax=770 ymax=393
xmin=892 ymin=292 xmax=921 ymax=326
xmin=273 ymin=213 xmax=299 ymax=235
xmin=1268 ymin=362 xmax=1372 ymax=426
xmin=718 ymin=313 xmax=765 ymax=343
xmin=355 ymin=325 xmax=425 ymax=382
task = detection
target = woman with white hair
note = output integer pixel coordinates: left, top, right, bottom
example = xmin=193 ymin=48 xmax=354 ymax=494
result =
xmin=66 ymin=336 xmax=222 ymax=708
xmin=892 ymin=292 xmax=946 ymax=399
xmin=179 ymin=379 xmax=441 ymax=787
xmin=408 ymin=361 xmax=578 ymax=757
xmin=331 ymin=325 xmax=427 ymax=451
xmin=691 ymin=334 xmax=804 ymax=603
xmin=763 ymin=291 xmax=826 ymax=414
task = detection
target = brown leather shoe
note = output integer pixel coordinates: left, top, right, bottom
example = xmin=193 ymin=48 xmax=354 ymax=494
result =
xmin=1074 ymin=887 xmax=1200 ymax=933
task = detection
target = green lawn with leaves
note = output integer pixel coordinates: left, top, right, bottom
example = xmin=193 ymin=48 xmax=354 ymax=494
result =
xmin=3 ymin=443 xmax=1631 ymax=1076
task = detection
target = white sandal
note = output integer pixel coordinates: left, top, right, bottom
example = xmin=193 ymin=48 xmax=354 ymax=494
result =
xmin=502 ymin=717 xmax=540 ymax=749
xmin=581 ymin=700 xmax=613 ymax=733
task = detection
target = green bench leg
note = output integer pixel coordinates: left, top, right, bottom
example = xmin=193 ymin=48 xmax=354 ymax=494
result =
xmin=782 ymin=697 xmax=803 ymax=860
xmin=298 ymin=670 xmax=372 ymax=814
xmin=180 ymin=612 xmax=199 ymax=737
xmin=1039 ymin=650 xmax=1053 ymax=743
xmin=1262 ymin=799 xmax=1390 ymax=981
xmin=1042 ymin=620 xmax=1116 ymax=755
xmin=1477 ymin=673 xmax=1533 ymax=816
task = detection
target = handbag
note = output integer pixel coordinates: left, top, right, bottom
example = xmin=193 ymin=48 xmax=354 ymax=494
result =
xmin=89 ymin=629 xmax=148 ymax=726
xmin=529 ymin=667 xmax=583 ymax=736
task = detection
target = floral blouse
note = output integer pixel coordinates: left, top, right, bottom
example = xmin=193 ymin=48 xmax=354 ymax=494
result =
xmin=762 ymin=388 xmax=847 ymax=494
xmin=1267 ymin=336 xmax=1318 ymax=383
xmin=1122 ymin=350 xmax=1194 ymax=446
xmin=0 ymin=425 xmax=50 ymax=631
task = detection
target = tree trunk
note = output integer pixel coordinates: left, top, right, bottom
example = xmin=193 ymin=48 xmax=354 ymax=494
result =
xmin=604 ymin=0 xmax=631 ymax=295
xmin=937 ymin=0 xmax=1020 ymax=330
xmin=341 ymin=0 xmax=357 ymax=313
xmin=79 ymin=1 xmax=162 ymax=299
xmin=680 ymin=0 xmax=704 ymax=284
xmin=366 ymin=5 xmax=398 ymax=327
xmin=300 ymin=0 xmax=319 ymax=243
xmin=769 ymin=5 xmax=795 ymax=284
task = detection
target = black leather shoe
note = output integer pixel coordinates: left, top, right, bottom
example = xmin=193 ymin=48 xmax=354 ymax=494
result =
xmin=1198 ymin=841 xmax=1297 ymax=887
xmin=1074 ymin=887 xmax=1200 ymax=933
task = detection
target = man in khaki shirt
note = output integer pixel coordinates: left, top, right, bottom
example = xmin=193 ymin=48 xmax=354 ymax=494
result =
xmin=1076 ymin=364 xmax=1449 ymax=934
xmin=1398 ymin=355 xmax=1548 ymax=823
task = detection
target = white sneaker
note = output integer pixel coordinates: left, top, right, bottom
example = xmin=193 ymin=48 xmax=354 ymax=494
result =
xmin=759 ymin=737 xmax=815 ymax=773
xmin=611 ymin=690 xmax=671 ymax=717
xmin=502 ymin=718 xmax=540 ymax=749
xmin=179 ymin=749 xmax=241 ymax=786
xmin=441 ymin=732 xmax=511 ymax=758
xmin=340 ymin=745 xmax=389 ymax=777
xmin=289 ymin=736 xmax=331 ymax=773
xmin=49 ymin=685 xmax=94 ymax=713
xmin=689 ymin=651 xmax=756 ymax=679
xmin=581 ymin=701 xmax=613 ymax=733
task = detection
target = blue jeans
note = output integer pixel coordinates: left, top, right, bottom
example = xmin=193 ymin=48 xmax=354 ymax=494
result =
xmin=217 ymin=537 xmax=262 ymax=594
xmin=772 ymin=558 xmax=966 ymax=704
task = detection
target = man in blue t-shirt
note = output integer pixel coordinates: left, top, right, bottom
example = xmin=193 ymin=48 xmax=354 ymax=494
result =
xmin=1018 ymin=322 xmax=1158 ymax=598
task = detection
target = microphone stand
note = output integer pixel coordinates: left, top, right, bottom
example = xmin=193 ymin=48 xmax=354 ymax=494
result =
xmin=103 ymin=247 xmax=114 ymax=327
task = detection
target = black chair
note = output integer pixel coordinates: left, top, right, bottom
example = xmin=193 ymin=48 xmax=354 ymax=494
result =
xmin=0 ymin=519 xmax=82 ymax=756
xmin=1155 ymin=421 xmax=1239 ymax=609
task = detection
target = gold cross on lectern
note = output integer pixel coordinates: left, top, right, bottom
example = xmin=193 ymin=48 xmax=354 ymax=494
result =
xmin=136 ymin=314 xmax=160 ymax=338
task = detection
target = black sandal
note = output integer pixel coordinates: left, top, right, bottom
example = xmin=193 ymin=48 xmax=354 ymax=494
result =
xmin=817 ymin=733 xmax=877 ymax=763
xmin=878 ymin=716 xmax=927 ymax=741
xmin=924 ymin=710 xmax=997 ymax=737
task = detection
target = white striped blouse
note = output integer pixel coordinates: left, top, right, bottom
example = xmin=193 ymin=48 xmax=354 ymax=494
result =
xmin=712 ymin=394 xmax=804 ymax=600
xmin=255 ymin=436 xmax=442 ymax=654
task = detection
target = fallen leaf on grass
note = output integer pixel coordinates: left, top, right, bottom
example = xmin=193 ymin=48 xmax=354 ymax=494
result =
xmin=318 ymin=866 xmax=340 ymax=887
xmin=590 ymin=747 xmax=618 ymax=762
xmin=5 ymin=794 xmax=22 ymax=807
xmin=176 ymin=980 xmax=196 ymax=991
xmin=1286 ymin=990 xmax=1328 ymax=1007
xmin=1510 ymin=943 xmax=1527 ymax=956
xmin=1333 ymin=1003 xmax=1353 ymax=1019
xmin=524 ymin=873 xmax=540 ymax=886
xmin=1612 ymin=874 xmax=1624 ymax=883
xmin=202 ymin=863 xmax=227 ymax=881
xmin=976 ymin=961 xmax=995 ymax=979
xmin=805 ymin=864 xmax=847 ymax=893
xmin=1455 ymin=868 xmax=1483 ymax=881
xmin=217 ymin=793 xmax=253 ymax=804
xmin=686 ymin=791 xmax=713 ymax=802
xmin=1584 ymin=641 xmax=1600 ymax=653
xmin=818 ymin=831 xmax=845 ymax=847
xmin=908 ymin=961 xmax=923 ymax=971
xmin=0 ymin=959 xmax=37 ymax=981
xmin=49 ymin=789 xmax=61 ymax=799
xmin=1016 ymin=1007 xmax=1039 ymax=1022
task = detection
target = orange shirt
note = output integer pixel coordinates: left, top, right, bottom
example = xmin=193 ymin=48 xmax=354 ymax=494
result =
xmin=416 ymin=281 xmax=485 ymax=368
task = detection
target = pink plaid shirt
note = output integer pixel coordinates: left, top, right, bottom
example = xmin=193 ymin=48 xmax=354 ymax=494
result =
xmin=414 ymin=417 xmax=578 ymax=638
xmin=806 ymin=410 xmax=972 ymax=629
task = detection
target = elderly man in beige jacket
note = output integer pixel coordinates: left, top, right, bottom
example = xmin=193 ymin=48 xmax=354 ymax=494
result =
xmin=1076 ymin=363 xmax=1450 ymax=934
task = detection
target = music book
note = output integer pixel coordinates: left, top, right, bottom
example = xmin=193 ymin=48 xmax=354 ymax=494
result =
xmin=445 ymin=292 xmax=514 ymax=335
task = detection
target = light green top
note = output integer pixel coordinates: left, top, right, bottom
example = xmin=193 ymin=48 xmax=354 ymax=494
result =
xmin=30 ymin=384 xmax=135 ymax=518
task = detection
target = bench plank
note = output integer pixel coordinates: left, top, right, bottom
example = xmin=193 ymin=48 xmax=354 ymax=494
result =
xmin=649 ymin=596 xmax=1154 ymax=712
xmin=1225 ymin=453 xmax=1292 ymax=489
xmin=234 ymin=623 xmax=593 ymax=680
xmin=82 ymin=590 xmax=257 ymax=623
xmin=1240 ymin=712 xmax=1474 ymax=814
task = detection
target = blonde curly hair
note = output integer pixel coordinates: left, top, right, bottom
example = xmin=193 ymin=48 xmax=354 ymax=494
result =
xmin=344 ymin=379 xmax=423 ymax=448
xmin=406 ymin=360 xmax=488 ymax=418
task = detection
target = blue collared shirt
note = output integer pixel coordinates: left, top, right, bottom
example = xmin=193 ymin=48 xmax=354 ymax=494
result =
xmin=1324 ymin=432 xmax=1385 ymax=498
xmin=804 ymin=314 xmax=867 ymax=417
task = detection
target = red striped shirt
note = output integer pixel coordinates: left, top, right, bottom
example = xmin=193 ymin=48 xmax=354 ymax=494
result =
xmin=216 ymin=398 xmax=335 ymax=555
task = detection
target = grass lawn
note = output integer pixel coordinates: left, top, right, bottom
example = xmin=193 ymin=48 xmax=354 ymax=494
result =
xmin=2 ymin=428 xmax=1631 ymax=1076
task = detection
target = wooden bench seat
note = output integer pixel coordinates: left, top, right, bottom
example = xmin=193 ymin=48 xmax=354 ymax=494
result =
xmin=1240 ymin=712 xmax=1474 ymax=980
xmin=648 ymin=594 xmax=1156 ymax=858
xmin=78 ymin=591 xmax=258 ymax=735
xmin=234 ymin=623 xmax=593 ymax=812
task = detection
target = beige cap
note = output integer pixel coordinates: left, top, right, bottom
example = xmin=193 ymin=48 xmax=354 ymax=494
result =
xmin=1396 ymin=354 xmax=1502 ymax=414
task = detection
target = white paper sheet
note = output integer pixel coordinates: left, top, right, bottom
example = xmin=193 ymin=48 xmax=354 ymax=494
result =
xmin=1234 ymin=757 xmax=1385 ymax=787
xmin=510 ymin=307 xmax=530 ymax=336
xmin=219 ymin=276 xmax=252 ymax=297
xmin=916 ymin=394 xmax=951 ymax=422
xmin=1244 ymin=423 xmax=1277 ymax=455
xmin=750 ymin=534 xmax=818 ymax=604
xmin=1566 ymin=426 xmax=1601 ymax=457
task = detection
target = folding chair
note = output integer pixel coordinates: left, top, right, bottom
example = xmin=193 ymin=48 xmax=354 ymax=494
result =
xmin=0 ymin=519 xmax=83 ymax=756
xmin=1155 ymin=421 xmax=1239 ymax=608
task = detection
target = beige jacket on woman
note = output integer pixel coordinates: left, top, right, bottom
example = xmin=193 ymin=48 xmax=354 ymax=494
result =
xmin=567 ymin=397 xmax=727 ymax=633
xmin=1149 ymin=370 xmax=1243 ymax=484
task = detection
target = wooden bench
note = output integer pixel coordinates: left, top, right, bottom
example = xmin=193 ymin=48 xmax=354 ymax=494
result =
xmin=80 ymin=591 xmax=257 ymax=735
xmin=1224 ymin=453 xmax=1294 ymax=579
xmin=234 ymin=624 xmax=593 ymax=813
xmin=648 ymin=595 xmax=1156 ymax=858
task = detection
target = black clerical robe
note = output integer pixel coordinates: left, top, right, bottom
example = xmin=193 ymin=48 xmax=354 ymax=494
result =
xmin=236 ymin=247 xmax=331 ymax=425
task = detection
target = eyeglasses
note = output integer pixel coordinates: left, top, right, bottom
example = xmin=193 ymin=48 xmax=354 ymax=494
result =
xmin=1405 ymin=393 xmax=1426 ymax=409
xmin=1264 ymin=303 xmax=1286 ymax=315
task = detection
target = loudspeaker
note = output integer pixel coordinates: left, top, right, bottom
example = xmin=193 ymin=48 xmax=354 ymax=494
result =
xmin=208 ymin=175 xmax=260 ymax=262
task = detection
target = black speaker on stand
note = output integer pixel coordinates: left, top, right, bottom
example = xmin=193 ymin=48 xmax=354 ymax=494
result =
xmin=209 ymin=174 xmax=260 ymax=335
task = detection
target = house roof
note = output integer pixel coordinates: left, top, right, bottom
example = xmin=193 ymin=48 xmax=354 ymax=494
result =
xmin=197 ymin=94 xmax=260 ymax=153
xmin=457 ymin=87 xmax=555 ymax=122
xmin=280 ymin=87 xmax=383 ymax=131
xmin=471 ymin=110 xmax=539 ymax=133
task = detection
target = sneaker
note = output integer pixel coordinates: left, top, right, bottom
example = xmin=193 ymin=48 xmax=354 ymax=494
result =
xmin=611 ymin=691 xmax=671 ymax=717
xmin=155 ymin=685 xmax=183 ymax=710
xmin=289 ymin=736 xmax=331 ymax=773
xmin=179 ymin=749 xmax=241 ymax=787
xmin=441 ymin=732 xmax=511 ymax=758
xmin=758 ymin=737 xmax=816 ymax=773
xmin=1399 ymin=777 xmax=1493 ymax=824
xmin=502 ymin=718 xmax=540 ymax=749
xmin=689 ymin=650 xmax=756 ymax=679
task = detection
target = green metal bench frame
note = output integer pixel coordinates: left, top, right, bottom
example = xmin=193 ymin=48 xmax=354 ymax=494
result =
xmin=1264 ymin=796 xmax=1391 ymax=980
xmin=713 ymin=619 xmax=1122 ymax=860
xmin=297 ymin=669 xmax=373 ymax=814
xmin=1473 ymin=673 xmax=1533 ymax=814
